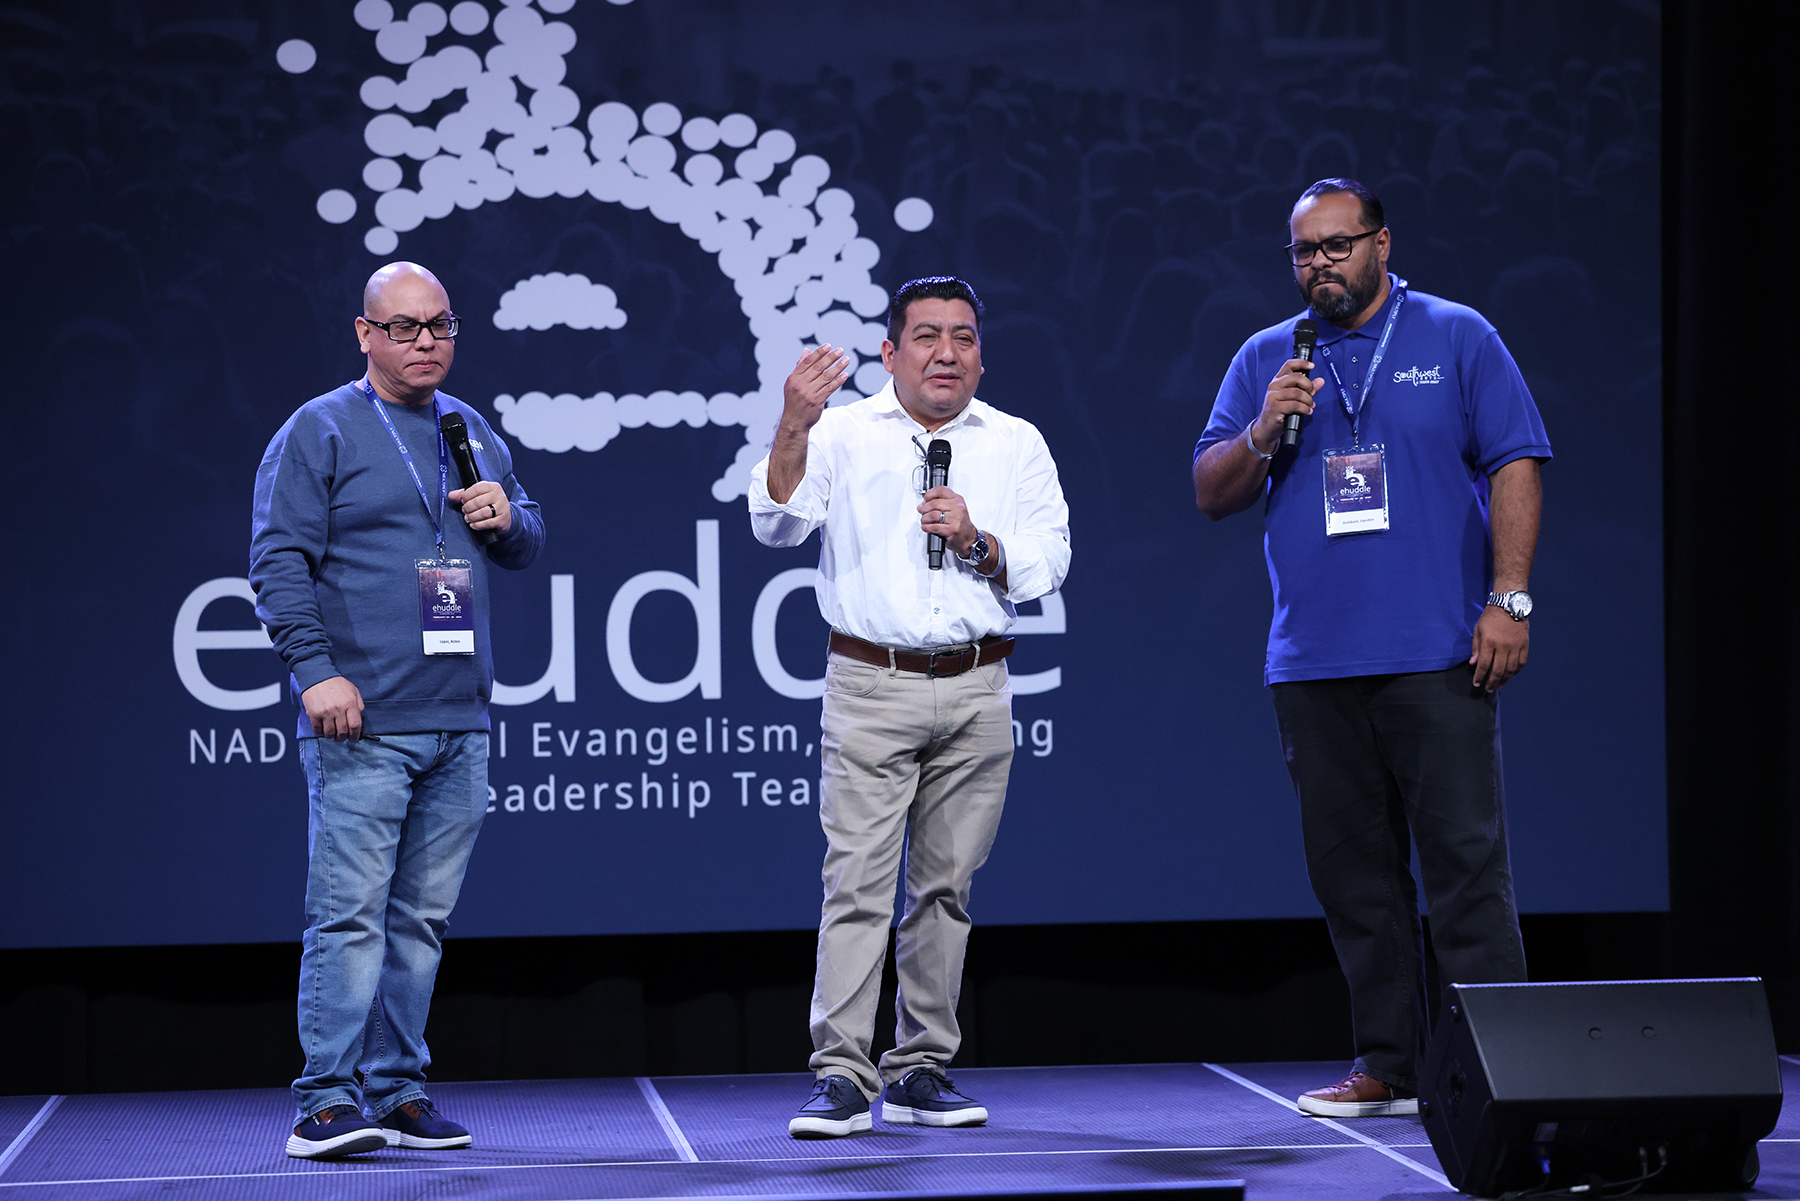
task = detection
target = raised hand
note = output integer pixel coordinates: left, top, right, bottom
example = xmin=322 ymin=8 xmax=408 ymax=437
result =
xmin=782 ymin=343 xmax=851 ymax=434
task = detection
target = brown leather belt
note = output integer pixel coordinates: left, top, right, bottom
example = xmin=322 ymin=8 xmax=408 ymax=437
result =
xmin=829 ymin=630 xmax=1015 ymax=678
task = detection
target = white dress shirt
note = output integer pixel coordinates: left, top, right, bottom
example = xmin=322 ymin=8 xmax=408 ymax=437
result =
xmin=748 ymin=381 xmax=1071 ymax=649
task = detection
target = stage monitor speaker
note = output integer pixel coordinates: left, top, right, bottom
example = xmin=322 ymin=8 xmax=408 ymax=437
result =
xmin=1421 ymin=978 xmax=1782 ymax=1197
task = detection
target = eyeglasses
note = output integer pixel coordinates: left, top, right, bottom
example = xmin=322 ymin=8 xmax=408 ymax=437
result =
xmin=1284 ymin=228 xmax=1382 ymax=266
xmin=364 ymin=314 xmax=460 ymax=342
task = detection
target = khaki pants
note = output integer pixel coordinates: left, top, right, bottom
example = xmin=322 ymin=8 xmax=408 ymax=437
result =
xmin=807 ymin=649 xmax=1015 ymax=1099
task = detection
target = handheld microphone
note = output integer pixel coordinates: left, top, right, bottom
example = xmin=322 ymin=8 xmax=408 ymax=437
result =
xmin=439 ymin=411 xmax=500 ymax=546
xmin=1282 ymin=318 xmax=1319 ymax=448
xmin=925 ymin=438 xmax=952 ymax=570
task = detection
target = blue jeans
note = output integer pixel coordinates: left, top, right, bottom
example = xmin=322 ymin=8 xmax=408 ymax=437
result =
xmin=291 ymin=732 xmax=488 ymax=1124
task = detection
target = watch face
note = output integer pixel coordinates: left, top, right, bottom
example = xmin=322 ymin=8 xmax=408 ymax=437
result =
xmin=1511 ymin=592 xmax=1533 ymax=619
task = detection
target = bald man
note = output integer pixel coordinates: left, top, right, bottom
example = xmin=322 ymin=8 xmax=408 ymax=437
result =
xmin=251 ymin=263 xmax=544 ymax=1159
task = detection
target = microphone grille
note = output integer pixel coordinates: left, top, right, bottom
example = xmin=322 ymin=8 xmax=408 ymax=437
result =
xmin=438 ymin=410 xmax=467 ymax=432
xmin=1293 ymin=318 xmax=1319 ymax=349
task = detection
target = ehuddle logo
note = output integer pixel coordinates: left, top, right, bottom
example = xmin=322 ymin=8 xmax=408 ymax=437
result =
xmin=1392 ymin=365 xmax=1445 ymax=386
xmin=277 ymin=0 xmax=942 ymax=503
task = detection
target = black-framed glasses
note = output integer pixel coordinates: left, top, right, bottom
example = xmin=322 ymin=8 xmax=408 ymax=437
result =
xmin=1284 ymin=228 xmax=1382 ymax=266
xmin=365 ymin=314 xmax=460 ymax=341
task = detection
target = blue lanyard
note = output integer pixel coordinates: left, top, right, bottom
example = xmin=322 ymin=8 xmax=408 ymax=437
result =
xmin=1318 ymin=280 xmax=1407 ymax=443
xmin=360 ymin=379 xmax=450 ymax=558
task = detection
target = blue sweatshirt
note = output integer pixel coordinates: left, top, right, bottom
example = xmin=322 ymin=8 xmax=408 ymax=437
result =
xmin=250 ymin=382 xmax=545 ymax=739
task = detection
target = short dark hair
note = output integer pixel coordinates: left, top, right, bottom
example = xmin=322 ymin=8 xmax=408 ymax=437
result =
xmin=1295 ymin=177 xmax=1385 ymax=231
xmin=885 ymin=276 xmax=984 ymax=345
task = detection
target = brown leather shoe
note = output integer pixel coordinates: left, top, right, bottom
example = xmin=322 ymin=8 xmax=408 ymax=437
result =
xmin=1297 ymin=1071 xmax=1419 ymax=1117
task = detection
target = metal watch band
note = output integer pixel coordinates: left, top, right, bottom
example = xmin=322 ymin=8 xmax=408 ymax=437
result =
xmin=1487 ymin=590 xmax=1532 ymax=621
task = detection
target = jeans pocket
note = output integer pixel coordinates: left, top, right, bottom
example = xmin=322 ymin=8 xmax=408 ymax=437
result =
xmin=977 ymin=659 xmax=1010 ymax=695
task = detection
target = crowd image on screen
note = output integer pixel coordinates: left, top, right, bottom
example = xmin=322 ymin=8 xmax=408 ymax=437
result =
xmin=0 ymin=2 xmax=1655 ymax=549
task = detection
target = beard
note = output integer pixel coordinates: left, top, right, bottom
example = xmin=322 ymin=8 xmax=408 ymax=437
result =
xmin=1300 ymin=253 xmax=1384 ymax=324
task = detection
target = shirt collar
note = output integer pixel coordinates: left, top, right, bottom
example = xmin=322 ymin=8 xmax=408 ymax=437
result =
xmin=869 ymin=379 xmax=987 ymax=433
xmin=1313 ymin=272 xmax=1401 ymax=346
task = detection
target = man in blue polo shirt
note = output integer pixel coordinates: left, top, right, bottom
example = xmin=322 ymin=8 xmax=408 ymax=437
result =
xmin=1192 ymin=178 xmax=1550 ymax=1117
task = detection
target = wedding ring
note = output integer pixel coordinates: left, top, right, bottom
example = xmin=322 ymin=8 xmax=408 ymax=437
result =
xmin=488 ymin=503 xmax=497 ymax=517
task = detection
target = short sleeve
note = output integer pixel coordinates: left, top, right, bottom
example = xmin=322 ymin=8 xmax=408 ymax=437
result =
xmin=1465 ymin=329 xmax=1553 ymax=475
xmin=1195 ymin=340 xmax=1265 ymax=465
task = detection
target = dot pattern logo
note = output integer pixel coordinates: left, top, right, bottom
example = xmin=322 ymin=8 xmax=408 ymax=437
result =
xmin=307 ymin=0 xmax=936 ymax=500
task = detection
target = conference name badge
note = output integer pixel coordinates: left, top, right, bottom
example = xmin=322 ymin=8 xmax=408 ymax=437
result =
xmin=1323 ymin=444 xmax=1389 ymax=536
xmin=418 ymin=558 xmax=475 ymax=655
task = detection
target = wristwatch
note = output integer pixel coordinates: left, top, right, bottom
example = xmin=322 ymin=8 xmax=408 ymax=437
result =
xmin=962 ymin=532 xmax=991 ymax=568
xmin=1487 ymin=590 xmax=1533 ymax=621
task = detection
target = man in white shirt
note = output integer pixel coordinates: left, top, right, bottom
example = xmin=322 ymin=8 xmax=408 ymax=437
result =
xmin=749 ymin=277 xmax=1071 ymax=1138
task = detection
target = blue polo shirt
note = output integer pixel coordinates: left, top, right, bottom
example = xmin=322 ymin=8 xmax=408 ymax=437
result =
xmin=1197 ymin=276 xmax=1552 ymax=685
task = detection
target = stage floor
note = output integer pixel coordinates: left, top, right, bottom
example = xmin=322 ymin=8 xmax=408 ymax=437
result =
xmin=1 ymin=1059 xmax=1795 ymax=1200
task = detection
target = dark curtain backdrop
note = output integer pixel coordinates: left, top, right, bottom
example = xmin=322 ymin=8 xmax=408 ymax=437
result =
xmin=1664 ymin=0 xmax=1796 ymax=993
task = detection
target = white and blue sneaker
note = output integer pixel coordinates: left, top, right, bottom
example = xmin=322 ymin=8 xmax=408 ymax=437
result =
xmin=788 ymin=1074 xmax=872 ymax=1137
xmin=881 ymin=1068 xmax=988 ymax=1127
xmin=378 ymin=1097 xmax=472 ymax=1149
xmin=285 ymin=1104 xmax=389 ymax=1159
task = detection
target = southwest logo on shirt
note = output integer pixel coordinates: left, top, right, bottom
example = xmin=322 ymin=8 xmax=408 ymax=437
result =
xmin=1393 ymin=365 xmax=1445 ymax=385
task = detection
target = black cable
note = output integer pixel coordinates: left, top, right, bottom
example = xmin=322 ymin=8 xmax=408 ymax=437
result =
xmin=1598 ymin=1143 xmax=1668 ymax=1198
xmin=1497 ymin=1143 xmax=1668 ymax=1200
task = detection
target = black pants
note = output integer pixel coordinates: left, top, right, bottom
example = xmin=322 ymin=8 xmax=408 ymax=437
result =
xmin=1271 ymin=664 xmax=1527 ymax=1091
